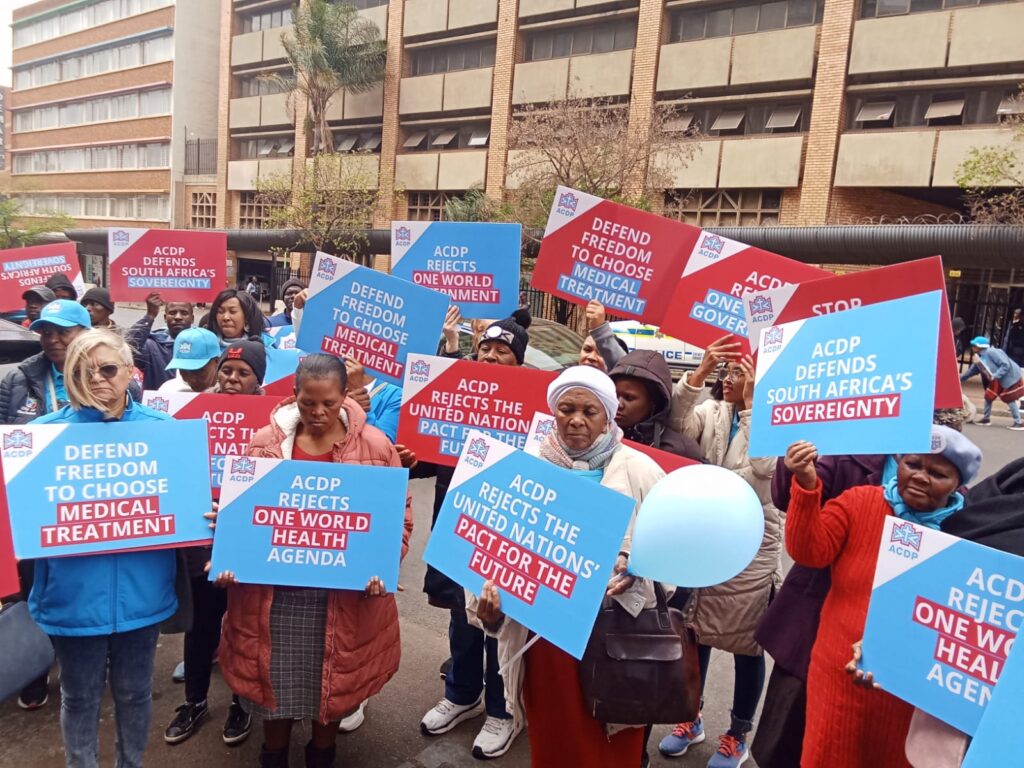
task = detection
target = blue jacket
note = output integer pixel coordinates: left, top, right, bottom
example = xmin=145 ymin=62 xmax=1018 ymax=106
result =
xmin=28 ymin=399 xmax=178 ymax=636
xmin=962 ymin=347 xmax=1022 ymax=389
xmin=367 ymin=380 xmax=402 ymax=443
xmin=124 ymin=315 xmax=177 ymax=390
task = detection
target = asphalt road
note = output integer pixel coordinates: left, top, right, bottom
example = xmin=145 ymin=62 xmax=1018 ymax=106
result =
xmin=0 ymin=306 xmax=1019 ymax=767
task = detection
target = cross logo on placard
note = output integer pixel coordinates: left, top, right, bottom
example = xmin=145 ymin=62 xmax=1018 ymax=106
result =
xmin=765 ymin=326 xmax=784 ymax=346
xmin=395 ymin=226 xmax=412 ymax=246
xmin=3 ymin=430 xmax=32 ymax=450
xmin=148 ymin=397 xmax=169 ymax=413
xmin=231 ymin=457 xmax=257 ymax=476
xmin=749 ymin=295 xmax=773 ymax=315
xmin=112 ymin=230 xmax=130 ymax=247
xmin=890 ymin=521 xmax=923 ymax=551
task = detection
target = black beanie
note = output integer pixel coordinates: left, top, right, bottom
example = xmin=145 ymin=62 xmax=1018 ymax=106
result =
xmin=219 ymin=340 xmax=267 ymax=384
xmin=281 ymin=278 xmax=305 ymax=299
xmin=482 ymin=317 xmax=529 ymax=365
xmin=46 ymin=273 xmax=77 ymax=299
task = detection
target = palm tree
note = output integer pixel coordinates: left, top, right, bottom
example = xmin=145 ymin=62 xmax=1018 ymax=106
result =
xmin=267 ymin=0 xmax=386 ymax=154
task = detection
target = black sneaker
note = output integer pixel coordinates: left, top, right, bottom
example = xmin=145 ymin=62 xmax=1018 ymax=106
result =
xmin=223 ymin=699 xmax=252 ymax=746
xmin=164 ymin=701 xmax=209 ymax=744
xmin=17 ymin=675 xmax=49 ymax=711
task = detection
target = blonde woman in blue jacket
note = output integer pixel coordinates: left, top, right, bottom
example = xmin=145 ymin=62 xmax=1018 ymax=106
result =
xmin=29 ymin=329 xmax=209 ymax=768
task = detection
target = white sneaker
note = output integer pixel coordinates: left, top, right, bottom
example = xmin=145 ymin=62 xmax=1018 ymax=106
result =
xmin=472 ymin=716 xmax=522 ymax=760
xmin=420 ymin=697 xmax=484 ymax=736
xmin=338 ymin=701 xmax=366 ymax=733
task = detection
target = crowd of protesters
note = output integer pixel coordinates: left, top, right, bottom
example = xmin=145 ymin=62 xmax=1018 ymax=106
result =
xmin=0 ymin=273 xmax=1019 ymax=768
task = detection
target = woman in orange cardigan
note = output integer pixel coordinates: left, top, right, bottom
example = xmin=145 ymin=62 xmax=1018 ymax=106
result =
xmin=783 ymin=425 xmax=981 ymax=768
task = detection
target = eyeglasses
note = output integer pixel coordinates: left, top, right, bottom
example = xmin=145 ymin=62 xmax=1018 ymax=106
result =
xmin=86 ymin=364 xmax=124 ymax=380
xmin=723 ymin=369 xmax=746 ymax=382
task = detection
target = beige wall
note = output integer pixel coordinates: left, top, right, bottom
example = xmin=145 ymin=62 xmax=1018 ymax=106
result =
xmin=359 ymin=4 xmax=389 ymax=38
xmin=230 ymin=25 xmax=293 ymax=67
xmin=404 ymin=0 xmax=497 ymax=35
xmin=306 ymin=155 xmax=381 ymax=188
xmin=226 ymin=157 xmax=292 ymax=191
xmin=568 ymin=50 xmax=633 ymax=99
xmin=519 ymin=0 xmax=574 ymax=17
xmin=933 ymin=128 xmax=1024 ymax=187
xmin=948 ymin=3 xmax=1024 ymax=67
xmin=835 ymin=131 xmax=935 ymax=187
xmin=399 ymin=68 xmax=494 ymax=114
xmin=657 ymin=39 xmax=731 ymax=91
xmin=504 ymin=148 xmax=553 ymax=189
xmin=719 ymin=136 xmax=804 ymax=188
xmin=229 ymin=93 xmax=291 ymax=129
xmin=438 ymin=150 xmax=487 ymax=188
xmin=395 ymin=153 xmax=439 ymax=189
xmin=399 ymin=73 xmax=445 ymax=114
xmin=652 ymin=141 xmax=721 ymax=189
xmin=731 ymin=27 xmax=817 ymax=85
xmin=512 ymin=58 xmax=569 ymax=104
xmin=848 ymin=13 xmax=948 ymax=74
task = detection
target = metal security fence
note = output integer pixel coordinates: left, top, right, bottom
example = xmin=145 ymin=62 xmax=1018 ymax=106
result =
xmin=184 ymin=138 xmax=217 ymax=175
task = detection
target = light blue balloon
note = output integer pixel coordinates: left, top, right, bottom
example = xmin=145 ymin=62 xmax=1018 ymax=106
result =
xmin=630 ymin=464 xmax=764 ymax=588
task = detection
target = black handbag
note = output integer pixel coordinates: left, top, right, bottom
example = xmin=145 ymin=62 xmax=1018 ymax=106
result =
xmin=578 ymin=582 xmax=701 ymax=725
xmin=0 ymin=601 xmax=54 ymax=703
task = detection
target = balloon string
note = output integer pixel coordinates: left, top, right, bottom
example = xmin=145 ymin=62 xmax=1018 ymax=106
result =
xmin=498 ymin=634 xmax=542 ymax=678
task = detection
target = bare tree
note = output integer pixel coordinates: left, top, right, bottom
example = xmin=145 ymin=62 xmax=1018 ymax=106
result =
xmin=955 ymin=87 xmax=1024 ymax=224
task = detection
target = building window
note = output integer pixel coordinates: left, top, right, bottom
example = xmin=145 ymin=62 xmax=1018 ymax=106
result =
xmin=238 ymin=74 xmax=291 ymax=98
xmin=671 ymin=102 xmax=809 ymax=135
xmin=189 ymin=192 xmax=217 ymax=228
xmin=239 ymin=190 xmax=286 ymax=229
xmin=234 ymin=135 xmax=295 ymax=160
xmin=407 ymin=191 xmax=457 ymax=221
xmin=13 ymin=0 xmax=174 ymax=47
xmin=402 ymin=124 xmax=490 ymax=152
xmin=663 ymin=189 xmax=782 ymax=227
xmin=13 ymin=88 xmax=172 ymax=132
xmin=525 ymin=20 xmax=637 ymax=62
xmin=346 ymin=0 xmax=389 ymax=8
xmin=12 ymin=142 xmax=170 ymax=174
xmin=331 ymin=130 xmax=384 ymax=152
xmin=411 ymin=41 xmax=496 ymax=76
xmin=241 ymin=6 xmax=293 ymax=33
xmin=16 ymin=194 xmax=169 ymax=221
xmin=669 ymin=0 xmax=824 ymax=42
xmin=861 ymin=0 xmax=1014 ymax=18
xmin=13 ymin=34 xmax=173 ymax=91
xmin=848 ymin=88 xmax=1015 ymax=129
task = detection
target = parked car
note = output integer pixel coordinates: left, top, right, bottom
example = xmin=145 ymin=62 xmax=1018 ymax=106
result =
xmin=0 ymin=318 xmax=42 ymax=380
xmin=610 ymin=320 xmax=705 ymax=379
xmin=456 ymin=317 xmax=584 ymax=371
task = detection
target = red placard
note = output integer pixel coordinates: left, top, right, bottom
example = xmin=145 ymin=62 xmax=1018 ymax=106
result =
xmin=399 ymin=354 xmax=557 ymax=467
xmin=659 ymin=229 xmax=829 ymax=353
xmin=108 ymin=228 xmax=227 ymax=302
xmin=0 ymin=243 xmax=84 ymax=311
xmin=0 ymin=463 xmax=19 ymax=597
xmin=623 ymin=439 xmax=698 ymax=473
xmin=140 ymin=392 xmax=284 ymax=498
xmin=531 ymin=186 xmax=691 ymax=323
xmin=743 ymin=257 xmax=962 ymax=409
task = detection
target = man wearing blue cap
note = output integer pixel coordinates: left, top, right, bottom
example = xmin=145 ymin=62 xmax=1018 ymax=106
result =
xmin=961 ymin=336 xmax=1024 ymax=430
xmin=0 ymin=299 xmax=93 ymax=711
xmin=159 ymin=327 xmax=222 ymax=393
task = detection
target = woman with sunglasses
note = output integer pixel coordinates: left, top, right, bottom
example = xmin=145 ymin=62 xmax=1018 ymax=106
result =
xmin=26 ymin=329 xmax=212 ymax=768
xmin=658 ymin=334 xmax=781 ymax=768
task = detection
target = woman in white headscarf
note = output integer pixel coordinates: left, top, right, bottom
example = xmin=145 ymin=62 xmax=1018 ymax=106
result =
xmin=471 ymin=365 xmax=665 ymax=768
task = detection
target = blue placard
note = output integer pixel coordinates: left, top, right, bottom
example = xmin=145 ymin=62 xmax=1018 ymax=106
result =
xmin=963 ymin=638 xmax=1024 ymax=766
xmin=296 ymin=252 xmax=450 ymax=387
xmin=862 ymin=517 xmax=1024 ymax=735
xmin=268 ymin=324 xmax=297 ymax=350
xmin=423 ymin=429 xmax=635 ymax=659
xmin=1 ymin=420 xmax=213 ymax=558
xmin=391 ymin=221 xmax=521 ymax=318
xmin=210 ymin=457 xmax=408 ymax=590
xmin=749 ymin=291 xmax=941 ymax=457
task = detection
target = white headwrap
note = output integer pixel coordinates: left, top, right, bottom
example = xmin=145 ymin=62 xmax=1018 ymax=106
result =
xmin=546 ymin=365 xmax=619 ymax=423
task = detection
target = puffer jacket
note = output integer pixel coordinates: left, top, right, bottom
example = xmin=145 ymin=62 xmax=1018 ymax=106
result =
xmin=609 ymin=350 xmax=702 ymax=462
xmin=670 ymin=375 xmax=782 ymax=655
xmin=0 ymin=352 xmax=51 ymax=423
xmin=28 ymin=400 xmax=178 ymax=636
xmin=218 ymin=398 xmax=413 ymax=723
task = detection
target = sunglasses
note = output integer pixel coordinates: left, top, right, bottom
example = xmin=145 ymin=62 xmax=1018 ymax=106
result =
xmin=87 ymin=364 xmax=125 ymax=380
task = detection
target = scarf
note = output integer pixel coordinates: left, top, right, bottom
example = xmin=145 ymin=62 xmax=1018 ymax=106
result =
xmin=539 ymin=422 xmax=623 ymax=471
xmin=883 ymin=476 xmax=965 ymax=530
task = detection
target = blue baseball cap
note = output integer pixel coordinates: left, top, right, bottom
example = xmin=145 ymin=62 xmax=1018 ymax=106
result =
xmin=970 ymin=336 xmax=991 ymax=349
xmin=166 ymin=328 xmax=221 ymax=371
xmin=30 ymin=299 xmax=91 ymax=331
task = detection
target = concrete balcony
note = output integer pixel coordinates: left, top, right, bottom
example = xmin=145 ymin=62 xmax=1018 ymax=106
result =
xmin=231 ymin=25 xmax=294 ymax=67
xmin=306 ymin=154 xmax=380 ymax=188
xmin=228 ymin=93 xmax=292 ymax=129
xmin=513 ymin=50 xmax=631 ymax=104
xmin=933 ymin=128 xmax=1024 ymax=187
xmin=835 ymin=131 xmax=936 ymax=187
xmin=359 ymin=4 xmax=389 ymax=38
xmin=657 ymin=26 xmax=816 ymax=93
xmin=651 ymin=135 xmax=804 ymax=189
xmin=403 ymin=0 xmax=496 ymax=36
xmin=399 ymin=68 xmax=493 ymax=115
xmin=325 ymin=84 xmax=385 ymax=121
xmin=395 ymin=149 xmax=487 ymax=190
xmin=226 ymin=157 xmax=293 ymax=191
xmin=519 ymin=0 xmax=609 ymax=17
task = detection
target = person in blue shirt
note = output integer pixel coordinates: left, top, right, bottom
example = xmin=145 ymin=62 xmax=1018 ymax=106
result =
xmin=267 ymin=278 xmax=305 ymax=329
xmin=961 ymin=335 xmax=1024 ymax=430
xmin=29 ymin=328 xmax=212 ymax=768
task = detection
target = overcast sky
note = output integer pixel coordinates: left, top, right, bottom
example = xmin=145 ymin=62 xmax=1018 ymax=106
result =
xmin=1 ymin=1 xmax=39 ymax=88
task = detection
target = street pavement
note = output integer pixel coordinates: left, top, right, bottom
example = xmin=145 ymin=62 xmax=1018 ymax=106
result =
xmin=0 ymin=306 xmax=1020 ymax=767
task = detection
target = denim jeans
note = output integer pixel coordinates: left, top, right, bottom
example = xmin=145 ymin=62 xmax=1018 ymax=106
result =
xmin=446 ymin=605 xmax=510 ymax=719
xmin=983 ymin=397 xmax=1021 ymax=422
xmin=51 ymin=625 xmax=160 ymax=768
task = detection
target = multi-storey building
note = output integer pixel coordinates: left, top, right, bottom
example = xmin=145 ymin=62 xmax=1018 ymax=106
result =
xmin=0 ymin=86 xmax=9 ymax=173
xmin=8 ymin=0 xmax=221 ymax=247
xmin=215 ymin=0 xmax=1024 ymax=277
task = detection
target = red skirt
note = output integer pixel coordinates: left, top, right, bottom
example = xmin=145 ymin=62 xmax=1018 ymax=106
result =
xmin=985 ymin=378 xmax=1024 ymax=403
xmin=523 ymin=637 xmax=643 ymax=768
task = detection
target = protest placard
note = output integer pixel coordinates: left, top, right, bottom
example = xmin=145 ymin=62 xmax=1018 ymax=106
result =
xmin=391 ymin=221 xmax=521 ymax=319
xmin=862 ymin=516 xmax=1024 ymax=735
xmin=0 ymin=476 xmax=17 ymax=596
xmin=660 ymin=230 xmax=828 ymax=351
xmin=530 ymin=186 xmax=690 ymax=322
xmin=962 ymin=637 xmax=1024 ymax=766
xmin=0 ymin=243 xmax=84 ymax=310
xmin=107 ymin=228 xmax=226 ymax=302
xmin=267 ymin=325 xmax=297 ymax=350
xmin=523 ymin=412 xmax=696 ymax=472
xmin=263 ymin=344 xmax=304 ymax=396
xmin=398 ymin=354 xmax=556 ymax=466
xmin=141 ymin=392 xmax=284 ymax=498
xmin=749 ymin=291 xmax=942 ymax=457
xmin=1 ymin=420 xmax=213 ymax=558
xmin=424 ymin=429 xmax=635 ymax=658
xmin=743 ymin=258 xmax=961 ymax=408
xmin=210 ymin=457 xmax=408 ymax=590
xmin=296 ymin=253 xmax=449 ymax=387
